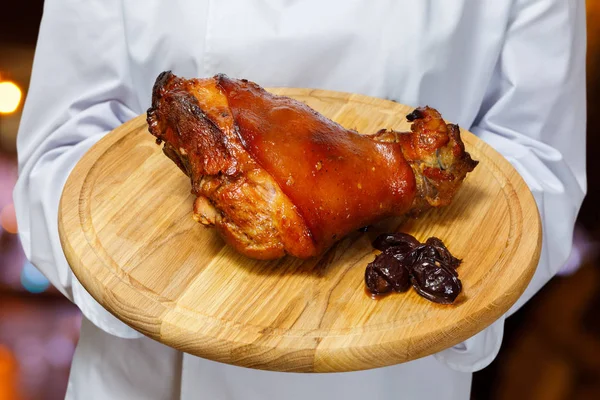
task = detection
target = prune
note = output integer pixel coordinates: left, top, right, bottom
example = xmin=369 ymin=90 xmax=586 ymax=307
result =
xmin=425 ymin=237 xmax=462 ymax=269
xmin=405 ymin=245 xmax=459 ymax=277
xmin=364 ymin=251 xmax=411 ymax=294
xmin=365 ymin=264 xmax=393 ymax=295
xmin=364 ymin=232 xmax=463 ymax=304
xmin=410 ymin=260 xmax=462 ymax=304
xmin=372 ymin=233 xmax=421 ymax=253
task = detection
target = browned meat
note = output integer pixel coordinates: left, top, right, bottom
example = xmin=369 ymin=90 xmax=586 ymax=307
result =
xmin=146 ymin=71 xmax=477 ymax=259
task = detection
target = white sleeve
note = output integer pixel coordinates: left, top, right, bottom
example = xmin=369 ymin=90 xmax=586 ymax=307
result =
xmin=435 ymin=0 xmax=587 ymax=371
xmin=13 ymin=0 xmax=143 ymax=339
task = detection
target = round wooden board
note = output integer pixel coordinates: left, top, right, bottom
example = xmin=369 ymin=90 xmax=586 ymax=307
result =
xmin=58 ymin=89 xmax=542 ymax=373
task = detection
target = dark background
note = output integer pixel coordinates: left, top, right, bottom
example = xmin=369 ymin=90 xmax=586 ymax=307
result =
xmin=1 ymin=2 xmax=599 ymax=399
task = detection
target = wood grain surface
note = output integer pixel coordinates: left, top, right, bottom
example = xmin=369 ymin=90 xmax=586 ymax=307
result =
xmin=58 ymin=89 xmax=542 ymax=373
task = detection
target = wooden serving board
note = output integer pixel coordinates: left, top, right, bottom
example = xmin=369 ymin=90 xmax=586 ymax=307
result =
xmin=58 ymin=89 xmax=541 ymax=373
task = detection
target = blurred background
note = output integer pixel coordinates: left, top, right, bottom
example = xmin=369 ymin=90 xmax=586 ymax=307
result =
xmin=1 ymin=2 xmax=599 ymax=399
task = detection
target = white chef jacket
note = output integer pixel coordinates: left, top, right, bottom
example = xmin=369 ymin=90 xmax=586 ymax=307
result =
xmin=13 ymin=0 xmax=587 ymax=399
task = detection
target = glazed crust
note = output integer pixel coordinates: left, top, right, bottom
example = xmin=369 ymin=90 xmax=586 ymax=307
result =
xmin=147 ymin=71 xmax=477 ymax=259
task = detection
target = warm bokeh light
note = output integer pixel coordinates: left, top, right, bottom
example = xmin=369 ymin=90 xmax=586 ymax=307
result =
xmin=0 ymin=203 xmax=18 ymax=234
xmin=0 ymin=81 xmax=22 ymax=114
xmin=0 ymin=345 xmax=19 ymax=400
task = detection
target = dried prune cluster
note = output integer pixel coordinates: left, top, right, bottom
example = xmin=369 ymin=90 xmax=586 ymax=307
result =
xmin=365 ymin=233 xmax=462 ymax=304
